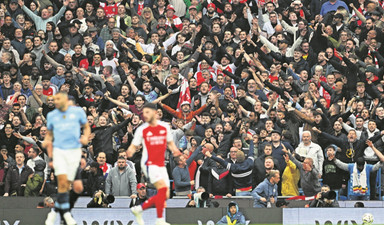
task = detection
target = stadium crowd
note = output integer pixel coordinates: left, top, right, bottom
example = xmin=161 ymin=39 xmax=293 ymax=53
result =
xmin=0 ymin=0 xmax=384 ymax=208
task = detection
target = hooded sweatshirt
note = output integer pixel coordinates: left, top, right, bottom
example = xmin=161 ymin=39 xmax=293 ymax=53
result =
xmin=217 ymin=202 xmax=246 ymax=225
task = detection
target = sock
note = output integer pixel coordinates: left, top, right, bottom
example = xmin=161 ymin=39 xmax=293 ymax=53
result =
xmin=141 ymin=195 xmax=157 ymax=210
xmin=55 ymin=192 xmax=70 ymax=214
xmin=155 ymin=187 xmax=167 ymax=218
xmin=69 ymin=190 xmax=80 ymax=210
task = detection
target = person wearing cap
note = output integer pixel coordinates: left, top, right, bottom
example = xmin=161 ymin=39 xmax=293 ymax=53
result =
xmin=88 ymin=26 xmax=105 ymax=51
xmin=18 ymin=0 xmax=68 ymax=32
xmin=105 ymin=156 xmax=137 ymax=197
xmin=0 ymin=145 xmax=16 ymax=170
xmin=160 ymin=98 xmax=210 ymax=123
xmin=24 ymin=159 xmax=46 ymax=196
xmin=217 ymin=201 xmax=246 ymax=225
xmin=332 ymin=141 xmax=384 ymax=200
xmin=202 ymin=3 xmax=218 ymax=27
xmin=153 ymin=14 xmax=174 ymax=35
xmin=259 ymin=27 xmax=307 ymax=58
xmin=260 ymin=130 xmax=294 ymax=175
xmin=165 ymin=5 xmax=183 ymax=31
xmin=7 ymin=0 xmax=23 ymax=20
xmin=331 ymin=14 xmax=345 ymax=40
xmin=129 ymin=183 xmax=148 ymax=208
xmin=185 ymin=5 xmax=200 ymax=21
xmin=65 ymin=22 xmax=84 ymax=49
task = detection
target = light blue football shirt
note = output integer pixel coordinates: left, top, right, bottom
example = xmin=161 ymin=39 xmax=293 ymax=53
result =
xmin=47 ymin=106 xmax=87 ymax=149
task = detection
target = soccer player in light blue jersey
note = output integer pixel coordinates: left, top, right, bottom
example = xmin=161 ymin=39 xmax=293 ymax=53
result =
xmin=43 ymin=92 xmax=90 ymax=225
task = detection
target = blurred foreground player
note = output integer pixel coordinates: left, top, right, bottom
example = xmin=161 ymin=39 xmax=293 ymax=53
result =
xmin=43 ymin=92 xmax=90 ymax=225
xmin=127 ymin=103 xmax=181 ymax=225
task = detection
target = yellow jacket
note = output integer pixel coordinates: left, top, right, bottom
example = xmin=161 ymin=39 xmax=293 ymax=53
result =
xmin=282 ymin=160 xmax=300 ymax=196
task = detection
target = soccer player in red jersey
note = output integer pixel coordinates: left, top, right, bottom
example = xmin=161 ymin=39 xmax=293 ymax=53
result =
xmin=127 ymin=103 xmax=181 ymax=225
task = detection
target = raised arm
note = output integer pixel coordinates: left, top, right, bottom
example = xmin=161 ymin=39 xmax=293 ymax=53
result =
xmin=106 ymin=95 xmax=130 ymax=110
xmin=31 ymin=89 xmax=43 ymax=107
xmin=152 ymin=92 xmax=171 ymax=104
xmin=51 ymin=1 xmax=68 ymax=23
xmin=367 ymin=140 xmax=384 ymax=162
xmin=126 ymin=75 xmax=138 ymax=95
xmin=41 ymin=50 xmax=64 ymax=69
xmin=20 ymin=1 xmax=40 ymax=23
xmin=186 ymin=145 xmax=202 ymax=166
xmin=333 ymin=158 xmax=349 ymax=171
xmin=207 ymin=152 xmax=229 ymax=170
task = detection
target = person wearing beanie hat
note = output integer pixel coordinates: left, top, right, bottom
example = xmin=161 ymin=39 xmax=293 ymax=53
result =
xmin=202 ymin=2 xmax=218 ymax=26
xmin=217 ymin=201 xmax=246 ymax=224
xmin=165 ymin=5 xmax=183 ymax=30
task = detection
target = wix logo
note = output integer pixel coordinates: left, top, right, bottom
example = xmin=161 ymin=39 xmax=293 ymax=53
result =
xmin=1 ymin=220 xmax=20 ymax=225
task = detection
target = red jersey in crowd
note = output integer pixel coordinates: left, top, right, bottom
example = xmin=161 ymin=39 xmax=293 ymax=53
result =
xmin=165 ymin=15 xmax=183 ymax=30
xmin=99 ymin=2 xmax=120 ymax=18
xmin=43 ymin=86 xmax=57 ymax=96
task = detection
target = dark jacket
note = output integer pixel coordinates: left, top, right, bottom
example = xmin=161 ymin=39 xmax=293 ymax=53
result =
xmin=253 ymin=155 xmax=279 ymax=188
xmin=211 ymin=141 xmax=255 ymax=190
xmin=92 ymin=118 xmax=131 ymax=156
xmin=208 ymin=163 xmax=233 ymax=196
xmin=83 ymin=168 xmax=105 ymax=196
xmin=4 ymin=165 xmax=34 ymax=196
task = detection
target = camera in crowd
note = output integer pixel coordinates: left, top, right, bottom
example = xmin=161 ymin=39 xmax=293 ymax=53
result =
xmin=87 ymin=190 xmax=115 ymax=208
xmin=319 ymin=191 xmax=336 ymax=200
xmin=194 ymin=192 xmax=210 ymax=202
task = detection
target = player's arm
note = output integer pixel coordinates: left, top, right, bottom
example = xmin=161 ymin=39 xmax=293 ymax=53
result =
xmin=168 ymin=141 xmax=181 ymax=157
xmin=42 ymin=130 xmax=54 ymax=166
xmin=126 ymin=144 xmax=138 ymax=158
xmin=80 ymin=123 xmax=91 ymax=145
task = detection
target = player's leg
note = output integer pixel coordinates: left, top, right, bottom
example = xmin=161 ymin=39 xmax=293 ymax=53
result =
xmin=69 ymin=169 xmax=84 ymax=209
xmin=56 ymin=149 xmax=81 ymax=225
xmin=136 ymin=166 xmax=169 ymax=225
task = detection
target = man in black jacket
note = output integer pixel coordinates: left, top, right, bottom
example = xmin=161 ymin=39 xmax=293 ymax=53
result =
xmin=82 ymin=161 xmax=105 ymax=197
xmin=253 ymin=144 xmax=279 ymax=187
xmin=3 ymin=152 xmax=33 ymax=196
xmin=91 ymin=115 xmax=132 ymax=164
